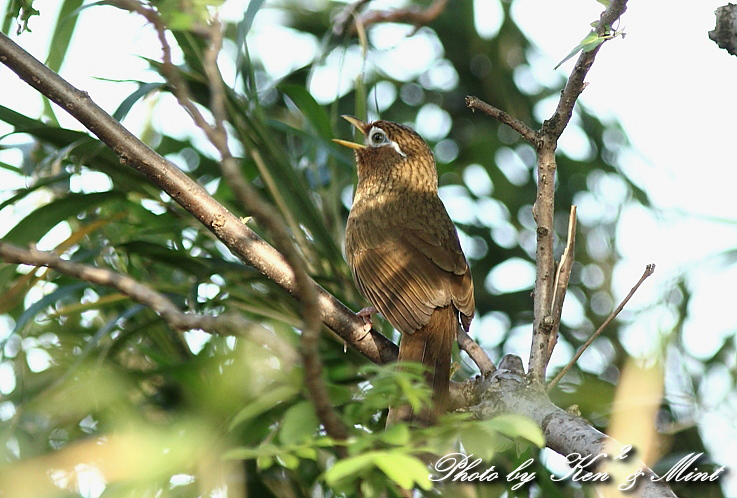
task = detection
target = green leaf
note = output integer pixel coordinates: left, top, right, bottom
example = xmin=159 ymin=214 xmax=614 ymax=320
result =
xmin=277 ymin=453 xmax=300 ymax=469
xmin=460 ymin=425 xmax=496 ymax=462
xmin=324 ymin=453 xmax=376 ymax=489
xmin=229 ymin=385 xmax=298 ymax=430
xmin=279 ymin=401 xmax=319 ymax=445
xmin=280 ymin=84 xmax=333 ymax=142
xmin=554 ymin=31 xmax=606 ymax=69
xmin=379 ymin=423 xmax=410 ymax=446
xmin=0 ymin=172 xmax=72 ymax=211
xmin=11 ymin=282 xmax=86 ymax=335
xmin=483 ymin=414 xmax=545 ymax=448
xmin=237 ymin=0 xmax=266 ymax=38
xmin=118 ymin=241 xmax=224 ymax=278
xmin=327 ymin=383 xmax=354 ymax=405
xmin=257 ymin=454 xmax=274 ymax=470
xmin=223 ymin=443 xmax=277 ymax=461
xmin=293 ymin=446 xmax=317 ymax=460
xmin=42 ymin=0 xmax=84 ymax=123
xmin=2 ymin=191 xmax=122 ymax=246
xmin=113 ymin=82 xmax=165 ymax=122
xmin=374 ymin=452 xmax=432 ymax=491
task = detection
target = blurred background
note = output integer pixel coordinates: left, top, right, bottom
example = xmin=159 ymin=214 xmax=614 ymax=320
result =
xmin=0 ymin=0 xmax=735 ymax=496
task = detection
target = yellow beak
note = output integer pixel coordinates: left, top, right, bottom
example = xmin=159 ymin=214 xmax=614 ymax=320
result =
xmin=332 ymin=115 xmax=368 ymax=150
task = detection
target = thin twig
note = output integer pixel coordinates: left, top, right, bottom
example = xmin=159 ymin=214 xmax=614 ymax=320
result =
xmin=0 ymin=241 xmax=260 ymax=337
xmin=545 ymin=205 xmax=577 ymax=368
xmin=465 ymin=96 xmax=539 ymax=145
xmin=542 ymin=0 xmax=628 ymax=140
xmin=332 ymin=0 xmax=372 ymax=36
xmin=341 ymin=0 xmax=449 ymax=36
xmin=457 ymin=328 xmax=495 ymax=375
xmin=547 ymin=264 xmax=655 ymax=390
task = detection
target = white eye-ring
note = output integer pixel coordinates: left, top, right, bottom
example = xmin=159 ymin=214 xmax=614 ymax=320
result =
xmin=367 ymin=127 xmax=388 ymax=147
xmin=367 ymin=126 xmax=406 ymax=157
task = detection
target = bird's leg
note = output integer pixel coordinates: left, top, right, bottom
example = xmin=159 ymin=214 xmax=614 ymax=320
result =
xmin=356 ymin=305 xmax=378 ymax=335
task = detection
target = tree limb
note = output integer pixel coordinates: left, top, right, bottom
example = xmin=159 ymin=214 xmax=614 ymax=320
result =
xmin=465 ymin=96 xmax=539 ymax=145
xmin=709 ymin=3 xmax=737 ymax=57
xmin=473 ymin=355 xmax=676 ymax=498
xmin=0 ymin=30 xmax=398 ymax=368
xmin=528 ymin=0 xmax=628 ymax=383
xmin=0 ymin=241 xmax=301 ymax=366
xmin=457 ymin=328 xmax=495 ymax=375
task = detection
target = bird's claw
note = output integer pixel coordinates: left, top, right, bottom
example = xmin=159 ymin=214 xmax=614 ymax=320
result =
xmin=356 ymin=306 xmax=377 ymax=336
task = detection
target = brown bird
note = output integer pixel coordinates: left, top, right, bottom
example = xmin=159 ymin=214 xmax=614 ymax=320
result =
xmin=334 ymin=116 xmax=475 ymax=425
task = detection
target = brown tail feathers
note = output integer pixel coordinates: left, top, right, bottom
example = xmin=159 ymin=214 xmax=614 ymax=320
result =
xmin=386 ymin=305 xmax=456 ymax=426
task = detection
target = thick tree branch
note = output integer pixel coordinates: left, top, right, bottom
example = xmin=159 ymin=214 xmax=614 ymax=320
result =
xmin=0 ymin=31 xmax=398 ymax=369
xmin=473 ymin=355 xmax=676 ymax=498
xmin=709 ymin=3 xmax=737 ymax=56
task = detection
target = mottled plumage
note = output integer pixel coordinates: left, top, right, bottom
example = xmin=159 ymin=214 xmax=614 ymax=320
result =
xmin=335 ymin=117 xmax=475 ymax=425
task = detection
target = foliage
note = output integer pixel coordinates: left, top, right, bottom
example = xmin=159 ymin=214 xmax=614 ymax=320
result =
xmin=0 ymin=0 xmax=727 ymax=497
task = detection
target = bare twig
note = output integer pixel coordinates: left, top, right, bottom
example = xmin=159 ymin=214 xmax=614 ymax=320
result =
xmin=547 ymin=264 xmax=655 ymax=390
xmin=457 ymin=328 xmax=495 ymax=375
xmin=527 ymin=0 xmax=628 ymax=383
xmin=340 ymin=0 xmax=449 ymax=36
xmin=542 ymin=0 xmax=628 ymax=140
xmin=465 ymin=96 xmax=539 ymax=145
xmin=332 ymin=0 xmax=372 ymax=36
xmin=0 ymin=241 xmax=245 ymax=336
xmin=545 ymin=205 xmax=577 ymax=367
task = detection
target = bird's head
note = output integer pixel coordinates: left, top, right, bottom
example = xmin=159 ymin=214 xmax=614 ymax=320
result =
xmin=333 ymin=116 xmax=437 ymax=191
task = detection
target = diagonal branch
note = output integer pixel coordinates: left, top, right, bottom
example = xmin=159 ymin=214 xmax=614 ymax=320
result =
xmin=545 ymin=205 xmax=577 ymax=368
xmin=0 ymin=241 xmax=299 ymax=365
xmin=457 ymin=328 xmax=495 ymax=375
xmin=547 ymin=264 xmax=656 ymax=390
xmin=0 ymin=31 xmax=398 ymax=368
xmin=102 ymin=8 xmax=350 ymax=446
xmin=336 ymin=0 xmax=449 ymax=36
xmin=465 ymin=96 xmax=539 ymax=145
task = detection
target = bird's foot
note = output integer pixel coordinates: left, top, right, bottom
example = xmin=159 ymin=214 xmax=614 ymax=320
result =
xmin=356 ymin=306 xmax=377 ymax=335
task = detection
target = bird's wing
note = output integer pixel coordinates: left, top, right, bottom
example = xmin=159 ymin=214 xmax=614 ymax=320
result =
xmin=348 ymin=201 xmax=475 ymax=334
xmin=403 ymin=216 xmax=475 ymax=329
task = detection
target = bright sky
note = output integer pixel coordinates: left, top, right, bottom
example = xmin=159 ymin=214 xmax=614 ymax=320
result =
xmin=1 ymin=0 xmax=735 ymax=494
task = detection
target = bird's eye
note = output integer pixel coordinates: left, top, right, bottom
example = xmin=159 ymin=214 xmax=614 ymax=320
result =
xmin=368 ymin=128 xmax=387 ymax=146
